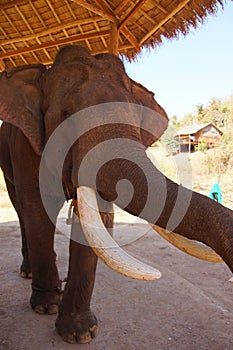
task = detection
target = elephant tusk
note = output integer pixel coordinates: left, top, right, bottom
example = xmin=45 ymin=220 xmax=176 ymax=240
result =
xmin=151 ymin=224 xmax=223 ymax=263
xmin=77 ymin=186 xmax=161 ymax=281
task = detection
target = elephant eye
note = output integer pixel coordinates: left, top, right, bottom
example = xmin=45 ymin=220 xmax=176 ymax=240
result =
xmin=62 ymin=109 xmax=72 ymax=119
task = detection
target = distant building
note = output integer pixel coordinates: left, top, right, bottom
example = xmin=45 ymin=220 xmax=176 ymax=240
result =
xmin=175 ymin=123 xmax=223 ymax=152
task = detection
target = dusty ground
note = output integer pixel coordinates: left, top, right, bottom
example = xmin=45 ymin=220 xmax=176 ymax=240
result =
xmin=1 ymin=191 xmax=233 ymax=350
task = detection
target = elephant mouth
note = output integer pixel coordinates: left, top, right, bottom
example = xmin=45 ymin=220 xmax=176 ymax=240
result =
xmin=76 ymin=186 xmax=222 ymax=282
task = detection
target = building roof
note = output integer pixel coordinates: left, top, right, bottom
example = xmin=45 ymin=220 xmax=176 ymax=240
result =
xmin=176 ymin=123 xmax=223 ymax=136
xmin=0 ymin=0 xmax=225 ymax=71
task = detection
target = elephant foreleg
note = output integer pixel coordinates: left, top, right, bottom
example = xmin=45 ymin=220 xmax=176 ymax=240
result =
xmin=21 ymin=193 xmax=63 ymax=314
xmin=55 ymin=200 xmax=114 ymax=344
xmin=4 ymin=176 xmax=32 ymax=278
xmin=2 ymin=125 xmax=63 ymax=314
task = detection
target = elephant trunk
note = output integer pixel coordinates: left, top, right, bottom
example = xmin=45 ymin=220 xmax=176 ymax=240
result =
xmin=92 ymin=147 xmax=233 ymax=272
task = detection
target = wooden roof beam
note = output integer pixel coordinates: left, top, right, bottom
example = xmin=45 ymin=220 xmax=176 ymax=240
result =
xmin=1 ymin=8 xmax=21 ymax=37
xmin=15 ymin=5 xmax=34 ymax=33
xmin=139 ymin=9 xmax=165 ymax=33
xmin=115 ymin=0 xmax=129 ymax=16
xmin=29 ymin=4 xmax=52 ymax=62
xmin=1 ymin=17 xmax=101 ymax=46
xmin=71 ymin=0 xmax=117 ymax=23
xmin=91 ymin=0 xmax=141 ymax=53
xmin=91 ymin=0 xmax=119 ymax=56
xmin=119 ymin=0 xmax=147 ymax=29
xmin=109 ymin=22 xmax=119 ymax=55
xmin=93 ymin=0 xmax=116 ymax=18
xmin=139 ymin=0 xmax=191 ymax=45
xmin=92 ymin=0 xmax=119 ymax=55
xmin=121 ymin=27 xmax=140 ymax=52
xmin=0 ymin=0 xmax=29 ymax=9
xmin=0 ymin=30 xmax=109 ymax=59
xmin=29 ymin=1 xmax=47 ymax=26
xmin=64 ymin=0 xmax=76 ymax=19
xmin=94 ymin=44 xmax=134 ymax=55
xmin=46 ymin=0 xmax=61 ymax=24
xmin=33 ymin=44 xmax=134 ymax=67
xmin=152 ymin=0 xmax=180 ymax=26
xmin=46 ymin=0 xmax=69 ymax=38
xmin=91 ymin=0 xmax=120 ymax=55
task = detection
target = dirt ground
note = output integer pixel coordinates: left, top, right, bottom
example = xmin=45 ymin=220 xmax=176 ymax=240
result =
xmin=1 ymin=191 xmax=233 ymax=350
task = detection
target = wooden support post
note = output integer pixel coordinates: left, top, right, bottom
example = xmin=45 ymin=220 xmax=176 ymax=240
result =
xmin=109 ymin=23 xmax=119 ymax=55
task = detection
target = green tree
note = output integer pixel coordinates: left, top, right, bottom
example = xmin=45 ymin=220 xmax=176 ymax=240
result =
xmin=179 ymin=97 xmax=232 ymax=129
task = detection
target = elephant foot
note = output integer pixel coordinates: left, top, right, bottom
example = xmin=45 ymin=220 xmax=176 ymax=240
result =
xmin=20 ymin=270 xmax=32 ymax=279
xmin=20 ymin=259 xmax=32 ymax=279
xmin=55 ymin=309 xmax=98 ymax=344
xmin=30 ymin=287 xmax=62 ymax=315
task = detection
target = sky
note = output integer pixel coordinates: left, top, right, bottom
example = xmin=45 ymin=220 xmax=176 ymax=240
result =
xmin=124 ymin=1 xmax=233 ymax=120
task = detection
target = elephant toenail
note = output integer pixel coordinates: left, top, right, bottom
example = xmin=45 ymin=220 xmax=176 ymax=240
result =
xmin=34 ymin=305 xmax=46 ymax=314
xmin=48 ymin=304 xmax=59 ymax=315
xmin=78 ymin=332 xmax=92 ymax=344
xmin=90 ymin=325 xmax=98 ymax=338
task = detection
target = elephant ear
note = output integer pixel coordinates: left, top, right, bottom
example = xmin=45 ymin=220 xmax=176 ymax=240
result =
xmin=0 ymin=64 xmax=46 ymax=155
xmin=130 ymin=79 xmax=169 ymax=147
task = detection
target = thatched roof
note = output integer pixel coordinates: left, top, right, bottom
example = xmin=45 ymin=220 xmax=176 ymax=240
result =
xmin=0 ymin=0 xmax=225 ymax=71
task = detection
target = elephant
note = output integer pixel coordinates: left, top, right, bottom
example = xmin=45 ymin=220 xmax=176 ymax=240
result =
xmin=0 ymin=45 xmax=233 ymax=344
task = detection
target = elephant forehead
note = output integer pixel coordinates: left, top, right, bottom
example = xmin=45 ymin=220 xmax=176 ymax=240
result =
xmin=43 ymin=64 xmax=131 ymax=101
xmin=43 ymin=62 xmax=89 ymax=92
xmin=53 ymin=45 xmax=91 ymax=65
xmin=45 ymin=45 xmax=130 ymax=92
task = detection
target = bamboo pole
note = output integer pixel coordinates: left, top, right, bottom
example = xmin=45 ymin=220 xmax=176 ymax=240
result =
xmin=0 ymin=30 xmax=109 ymax=59
xmin=108 ymin=23 xmax=119 ymax=55
xmin=139 ymin=0 xmax=191 ymax=45
xmin=71 ymin=0 xmax=116 ymax=23
xmin=119 ymin=0 xmax=147 ymax=29
xmin=121 ymin=27 xmax=140 ymax=52
xmin=1 ymin=17 xmax=101 ymax=46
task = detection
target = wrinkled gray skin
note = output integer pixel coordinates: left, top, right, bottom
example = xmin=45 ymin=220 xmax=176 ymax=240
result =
xmin=0 ymin=45 xmax=233 ymax=344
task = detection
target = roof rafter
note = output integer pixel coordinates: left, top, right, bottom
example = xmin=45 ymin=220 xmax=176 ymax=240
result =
xmin=0 ymin=30 xmax=109 ymax=60
xmin=33 ymin=43 xmax=134 ymax=66
xmin=91 ymin=0 xmax=120 ymax=54
xmin=119 ymin=0 xmax=147 ymax=29
xmin=1 ymin=16 xmax=101 ymax=46
xmin=71 ymin=0 xmax=117 ymax=23
xmin=93 ymin=0 xmax=115 ymax=18
xmin=121 ymin=27 xmax=140 ymax=52
xmin=91 ymin=0 xmax=141 ymax=53
xmin=0 ymin=0 xmax=29 ymax=9
xmin=115 ymin=0 xmax=129 ymax=16
xmin=140 ymin=0 xmax=191 ymax=45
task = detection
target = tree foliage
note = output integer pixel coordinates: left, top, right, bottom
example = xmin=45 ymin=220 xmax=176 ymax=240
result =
xmin=171 ymin=95 xmax=233 ymax=131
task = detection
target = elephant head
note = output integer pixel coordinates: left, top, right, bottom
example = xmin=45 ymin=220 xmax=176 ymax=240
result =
xmin=1 ymin=45 xmax=232 ymax=280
